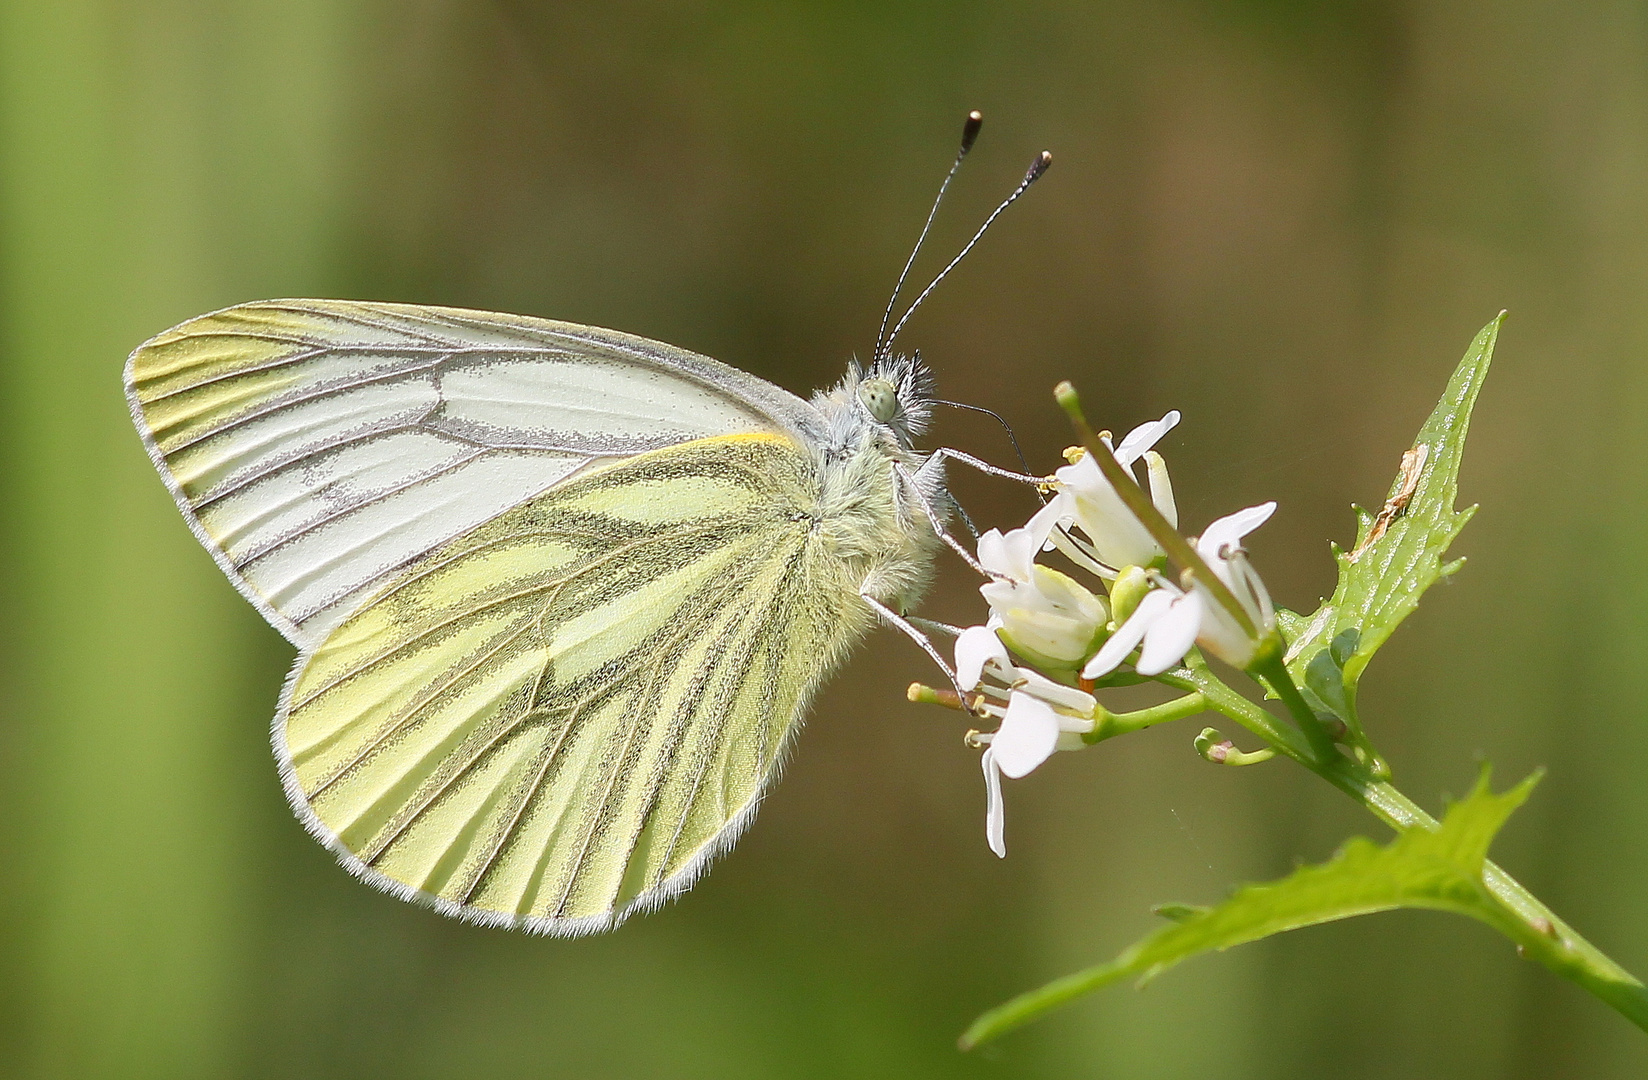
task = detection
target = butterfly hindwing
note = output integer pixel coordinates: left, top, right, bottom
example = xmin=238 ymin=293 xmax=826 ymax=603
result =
xmin=277 ymin=434 xmax=869 ymax=934
xmin=125 ymin=299 xmax=822 ymax=645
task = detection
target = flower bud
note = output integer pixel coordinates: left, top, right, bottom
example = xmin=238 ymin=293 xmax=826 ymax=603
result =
xmin=1108 ymin=565 xmax=1152 ymax=627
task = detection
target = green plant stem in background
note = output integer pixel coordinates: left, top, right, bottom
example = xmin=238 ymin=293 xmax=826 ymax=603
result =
xmin=1164 ymin=658 xmax=1310 ymax=765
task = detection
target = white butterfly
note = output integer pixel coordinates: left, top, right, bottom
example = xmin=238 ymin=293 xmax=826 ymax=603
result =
xmin=126 ymin=116 xmax=1048 ymax=935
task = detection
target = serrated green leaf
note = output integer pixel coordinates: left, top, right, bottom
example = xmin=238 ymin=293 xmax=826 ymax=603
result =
xmin=1281 ymin=315 xmax=1499 ymax=740
xmin=961 ymin=768 xmax=1538 ymax=1049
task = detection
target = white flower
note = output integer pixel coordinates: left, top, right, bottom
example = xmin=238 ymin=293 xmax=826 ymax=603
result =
xmin=976 ymin=525 xmax=1109 ymax=665
xmin=1083 ymin=502 xmax=1278 ymax=678
xmin=977 ymin=688 xmax=1095 ymax=857
xmin=954 ymin=629 xmax=1096 ymax=857
xmin=1027 ymin=411 xmax=1181 ymax=577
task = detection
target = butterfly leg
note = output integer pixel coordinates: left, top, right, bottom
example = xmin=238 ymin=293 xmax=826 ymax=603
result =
xmin=921 ymin=446 xmax=1049 ymax=486
xmin=949 ymin=497 xmax=981 ymax=539
xmin=910 ymin=445 xmax=1051 ymax=546
xmin=908 ymin=615 xmax=966 ymax=638
xmin=894 ymin=463 xmax=1006 ymax=581
xmin=859 ymin=588 xmax=963 ymax=693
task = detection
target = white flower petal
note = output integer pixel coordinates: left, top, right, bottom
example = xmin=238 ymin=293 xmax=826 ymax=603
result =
xmin=1144 ymin=450 xmax=1177 ymax=530
xmin=983 ymin=749 xmax=1006 ymax=858
xmin=1137 ymin=592 xmax=1203 ymax=675
xmin=1082 ymin=588 xmax=1176 ymax=678
xmin=1025 ymin=496 xmax=1069 ymax=552
xmin=1030 ymin=565 xmax=1109 ymax=624
xmin=994 ymin=607 xmax=1093 ymax=664
xmin=1197 ymin=501 xmax=1277 ymax=561
xmin=1233 ymin=557 xmax=1275 ymax=627
xmin=1195 ymin=604 xmax=1257 ymax=669
xmin=984 ymin=565 xmax=1108 ymax=663
xmin=1114 ymin=410 xmax=1182 ymax=465
xmin=1045 ymin=413 xmax=1183 ymax=572
xmin=1000 ymin=527 xmax=1043 ymax=580
xmin=979 ymin=528 xmax=1055 ymax=633
xmin=977 ymin=525 xmax=1040 ymax=584
xmin=976 ymin=529 xmax=1012 ymax=577
xmin=978 ymin=578 xmax=1020 ymax=617
xmin=955 ymin=624 xmax=1010 ymax=690
xmin=1065 ymin=484 xmax=1159 ymax=571
xmin=1187 ymin=502 xmax=1278 ymax=662
xmin=1046 ymin=524 xmax=1117 ymax=579
xmin=1051 ymin=452 xmax=1101 ymax=497
xmin=992 ymin=692 xmax=1061 ymax=778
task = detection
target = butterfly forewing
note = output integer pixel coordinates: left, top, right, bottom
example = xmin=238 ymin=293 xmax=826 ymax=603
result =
xmin=278 ymin=434 xmax=867 ymax=933
xmin=125 ymin=300 xmax=821 ymax=645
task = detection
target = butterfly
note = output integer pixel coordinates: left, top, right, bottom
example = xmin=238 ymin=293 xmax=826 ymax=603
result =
xmin=125 ymin=114 xmax=1048 ymax=936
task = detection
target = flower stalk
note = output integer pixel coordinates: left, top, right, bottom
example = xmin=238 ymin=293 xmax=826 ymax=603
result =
xmin=1084 ymin=692 xmax=1208 ymax=744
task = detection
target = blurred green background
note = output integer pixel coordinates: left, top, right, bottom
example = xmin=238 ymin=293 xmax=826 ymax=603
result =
xmin=4 ymin=1 xmax=1648 ymax=1076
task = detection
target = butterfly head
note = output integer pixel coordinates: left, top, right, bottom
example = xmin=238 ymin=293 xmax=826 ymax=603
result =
xmin=857 ymin=377 xmax=899 ymax=424
xmin=849 ymin=352 xmax=935 ymax=449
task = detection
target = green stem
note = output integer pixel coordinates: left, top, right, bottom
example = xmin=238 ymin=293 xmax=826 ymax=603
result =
xmin=1248 ymin=644 xmax=1338 ymax=765
xmin=1173 ymin=664 xmax=1648 ymax=1031
xmin=1157 ymin=665 xmax=1312 ymax=767
xmin=1085 ymin=692 xmax=1207 ymax=744
xmin=1324 ymin=764 xmax=1648 ymax=1024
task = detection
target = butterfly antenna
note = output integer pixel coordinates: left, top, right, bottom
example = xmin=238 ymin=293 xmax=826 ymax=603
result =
xmin=936 ymin=397 xmax=1048 ymax=507
xmin=933 ymin=399 xmax=1036 ymax=478
xmin=874 ymin=110 xmax=985 ymax=363
xmin=883 ymin=150 xmax=1051 ymax=357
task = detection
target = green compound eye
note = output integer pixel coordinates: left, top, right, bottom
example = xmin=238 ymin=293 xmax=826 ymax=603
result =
xmin=858 ymin=377 xmax=899 ymax=423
